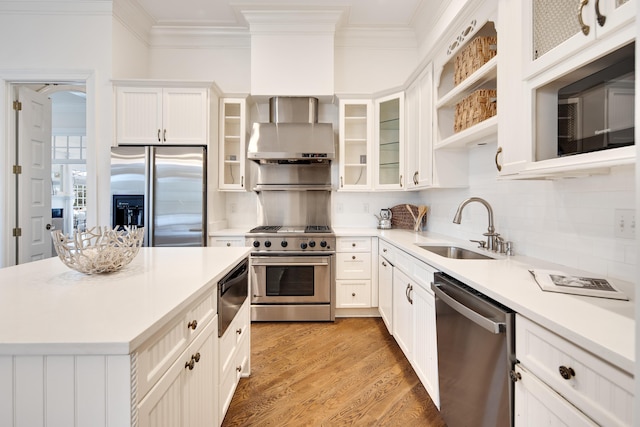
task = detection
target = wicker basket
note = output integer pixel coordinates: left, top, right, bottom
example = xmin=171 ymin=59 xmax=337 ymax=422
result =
xmin=454 ymin=36 xmax=497 ymax=86
xmin=454 ymin=89 xmax=497 ymax=133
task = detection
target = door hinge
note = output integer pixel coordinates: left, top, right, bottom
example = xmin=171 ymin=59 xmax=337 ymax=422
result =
xmin=13 ymin=100 xmax=22 ymax=111
xmin=13 ymin=165 xmax=22 ymax=174
xmin=13 ymin=228 xmax=22 ymax=237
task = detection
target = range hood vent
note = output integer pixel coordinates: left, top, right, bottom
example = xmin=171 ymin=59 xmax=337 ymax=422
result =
xmin=248 ymin=97 xmax=335 ymax=164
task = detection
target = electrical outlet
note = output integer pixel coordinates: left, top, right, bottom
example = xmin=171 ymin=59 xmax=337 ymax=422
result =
xmin=614 ymin=209 xmax=635 ymax=239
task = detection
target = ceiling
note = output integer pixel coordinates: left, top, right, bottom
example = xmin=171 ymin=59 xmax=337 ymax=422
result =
xmin=131 ymin=0 xmax=435 ymax=31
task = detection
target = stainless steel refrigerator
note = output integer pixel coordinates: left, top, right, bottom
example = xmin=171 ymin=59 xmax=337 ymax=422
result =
xmin=110 ymin=146 xmax=206 ymax=247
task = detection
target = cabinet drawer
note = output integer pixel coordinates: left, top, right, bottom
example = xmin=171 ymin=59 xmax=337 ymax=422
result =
xmin=219 ymin=331 xmax=250 ymax=418
xmin=378 ymin=240 xmax=396 ymax=263
xmin=336 ymin=280 xmax=372 ymax=308
xmin=336 ymin=252 xmax=372 ymax=279
xmin=210 ymin=237 xmax=245 ymax=247
xmin=219 ymin=300 xmax=249 ymax=377
xmin=516 ymin=315 xmax=633 ymax=426
xmin=337 ymin=237 xmax=372 ymax=252
xmin=135 ymin=287 xmax=215 ymax=399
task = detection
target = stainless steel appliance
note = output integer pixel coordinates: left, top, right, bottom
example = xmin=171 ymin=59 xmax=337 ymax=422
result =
xmin=374 ymin=208 xmax=392 ymax=229
xmin=110 ymin=146 xmax=206 ymax=247
xmin=432 ymin=272 xmax=515 ymax=427
xmin=218 ymin=257 xmax=249 ymax=337
xmin=247 ymin=226 xmax=335 ymax=322
xmin=246 ymin=97 xmax=336 ymax=322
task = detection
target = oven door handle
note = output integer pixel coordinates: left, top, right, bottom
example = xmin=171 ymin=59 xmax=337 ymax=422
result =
xmin=251 ymin=260 xmax=330 ymax=267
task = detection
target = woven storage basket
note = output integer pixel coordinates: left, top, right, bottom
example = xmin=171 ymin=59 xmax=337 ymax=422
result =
xmin=454 ymin=89 xmax=497 ymax=133
xmin=454 ymin=36 xmax=497 ymax=86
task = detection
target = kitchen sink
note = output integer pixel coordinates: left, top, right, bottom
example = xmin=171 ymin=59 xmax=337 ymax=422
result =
xmin=416 ymin=245 xmax=496 ymax=260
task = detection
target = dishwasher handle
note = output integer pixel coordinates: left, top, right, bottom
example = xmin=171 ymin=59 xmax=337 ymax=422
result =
xmin=431 ymin=282 xmax=505 ymax=334
xmin=219 ymin=258 xmax=249 ymax=296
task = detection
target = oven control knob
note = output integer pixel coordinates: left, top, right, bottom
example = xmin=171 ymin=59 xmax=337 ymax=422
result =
xmin=308 ymin=241 xmax=316 ymax=248
xmin=252 ymin=241 xmax=260 ymax=248
xmin=264 ymin=240 xmax=272 ymax=248
xmin=281 ymin=240 xmax=288 ymax=248
xmin=320 ymin=240 xmax=327 ymax=248
xmin=300 ymin=242 xmax=308 ymax=250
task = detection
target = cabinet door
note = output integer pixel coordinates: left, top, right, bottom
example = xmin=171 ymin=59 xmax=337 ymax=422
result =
xmin=162 ymin=88 xmax=209 ymax=145
xmin=392 ymin=268 xmax=413 ymax=358
xmin=406 ymin=66 xmax=434 ymax=189
xmin=514 ymin=364 xmax=597 ymax=427
xmin=412 ymin=282 xmax=439 ymax=408
xmin=375 ymin=92 xmax=405 ymax=190
xmin=378 ymin=255 xmax=393 ymax=334
xmin=219 ymin=98 xmax=247 ymax=190
xmin=116 ymin=87 xmax=163 ymax=145
xmin=138 ymin=319 xmax=218 ymax=427
xmin=339 ymin=100 xmax=373 ymax=191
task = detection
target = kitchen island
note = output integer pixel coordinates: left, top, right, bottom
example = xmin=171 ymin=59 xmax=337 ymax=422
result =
xmin=0 ymin=246 xmax=250 ymax=427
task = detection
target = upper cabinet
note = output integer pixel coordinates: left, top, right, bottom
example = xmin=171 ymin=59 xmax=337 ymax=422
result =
xmin=374 ymin=92 xmax=405 ymax=190
xmin=219 ymin=97 xmax=247 ymax=191
xmin=497 ymin=0 xmax=636 ymax=177
xmin=524 ymin=0 xmax=636 ymax=79
xmin=115 ymin=83 xmax=210 ymax=146
xmin=405 ymin=64 xmax=434 ymax=190
xmin=338 ymin=99 xmax=373 ymax=191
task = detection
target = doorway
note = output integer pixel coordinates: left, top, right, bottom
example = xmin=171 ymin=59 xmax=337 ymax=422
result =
xmin=8 ymin=82 xmax=87 ymax=265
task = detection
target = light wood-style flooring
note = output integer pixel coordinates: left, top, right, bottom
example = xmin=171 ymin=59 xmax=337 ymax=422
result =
xmin=222 ymin=317 xmax=446 ymax=426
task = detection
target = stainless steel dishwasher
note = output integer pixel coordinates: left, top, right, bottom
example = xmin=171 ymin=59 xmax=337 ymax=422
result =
xmin=218 ymin=257 xmax=249 ymax=337
xmin=432 ymin=272 xmax=515 ymax=427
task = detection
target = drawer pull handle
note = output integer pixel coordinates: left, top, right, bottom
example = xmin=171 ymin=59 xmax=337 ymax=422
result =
xmin=578 ymin=0 xmax=590 ymax=35
xmin=188 ymin=320 xmax=198 ymax=330
xmin=559 ymin=365 xmax=575 ymax=380
xmin=236 ymin=328 xmax=242 ymax=335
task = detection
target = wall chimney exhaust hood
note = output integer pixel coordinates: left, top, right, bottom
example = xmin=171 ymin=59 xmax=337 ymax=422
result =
xmin=248 ymin=97 xmax=335 ymax=164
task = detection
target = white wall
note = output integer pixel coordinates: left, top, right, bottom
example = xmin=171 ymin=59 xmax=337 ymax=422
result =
xmin=421 ymin=143 xmax=636 ymax=283
xmin=0 ymin=3 xmax=113 ymax=266
xmin=112 ymin=18 xmax=149 ymax=78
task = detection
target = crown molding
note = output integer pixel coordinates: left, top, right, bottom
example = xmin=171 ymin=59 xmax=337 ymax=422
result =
xmin=335 ymin=27 xmax=417 ymax=49
xmin=112 ymin=0 xmax=155 ymax=46
xmin=149 ymin=26 xmax=251 ymax=49
xmin=241 ymin=9 xmax=344 ymax=34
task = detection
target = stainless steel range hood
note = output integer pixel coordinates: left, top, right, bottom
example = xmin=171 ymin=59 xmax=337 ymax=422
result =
xmin=248 ymin=97 xmax=335 ymax=163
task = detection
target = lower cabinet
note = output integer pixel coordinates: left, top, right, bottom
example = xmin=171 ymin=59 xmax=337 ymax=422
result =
xmin=377 ymin=253 xmax=394 ymax=333
xmin=386 ymin=241 xmax=439 ymax=407
xmin=336 ymin=237 xmax=374 ymax=309
xmin=514 ymin=315 xmax=633 ymax=426
xmin=137 ymin=318 xmax=219 ymax=427
xmin=219 ymin=299 xmax=251 ymax=420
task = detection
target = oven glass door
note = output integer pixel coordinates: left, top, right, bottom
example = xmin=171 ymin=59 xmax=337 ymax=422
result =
xmin=251 ymin=255 xmax=332 ymax=304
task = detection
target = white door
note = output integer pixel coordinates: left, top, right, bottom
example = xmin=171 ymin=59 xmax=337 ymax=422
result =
xmin=17 ymin=87 xmax=52 ymax=263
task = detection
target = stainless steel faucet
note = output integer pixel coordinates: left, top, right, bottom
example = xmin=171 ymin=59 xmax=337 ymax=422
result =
xmin=453 ymin=197 xmax=500 ymax=251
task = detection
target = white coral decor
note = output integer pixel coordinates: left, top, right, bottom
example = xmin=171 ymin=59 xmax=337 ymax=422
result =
xmin=51 ymin=226 xmax=144 ymax=274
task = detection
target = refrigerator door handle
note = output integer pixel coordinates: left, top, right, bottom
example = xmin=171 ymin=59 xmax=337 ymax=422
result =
xmin=147 ymin=146 xmax=154 ymax=247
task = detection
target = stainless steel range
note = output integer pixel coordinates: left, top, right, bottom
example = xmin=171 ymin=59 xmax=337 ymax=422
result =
xmin=246 ymin=96 xmax=337 ymax=322
xmin=247 ymin=225 xmax=336 ymax=322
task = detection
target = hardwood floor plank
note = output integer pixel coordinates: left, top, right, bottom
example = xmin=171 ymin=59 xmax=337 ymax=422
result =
xmin=222 ymin=318 xmax=446 ymax=427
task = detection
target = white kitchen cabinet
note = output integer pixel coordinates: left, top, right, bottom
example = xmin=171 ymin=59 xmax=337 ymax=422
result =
xmin=137 ymin=317 xmax=218 ymax=427
xmin=377 ymin=241 xmax=395 ymax=334
xmin=405 ymin=64 xmax=435 ymax=190
xmin=336 ymin=237 xmax=374 ymax=309
xmin=338 ymin=99 xmax=374 ymax=191
xmin=219 ymin=97 xmax=247 ymax=191
xmin=374 ymin=92 xmax=405 ymax=190
xmin=115 ymin=85 xmax=209 ymax=146
xmin=514 ymin=315 xmax=633 ymax=426
xmin=523 ymin=0 xmax=636 ymax=79
xmin=219 ymin=299 xmax=250 ymax=420
xmin=497 ymin=0 xmax=636 ymax=177
xmin=392 ymin=268 xmax=413 ymax=357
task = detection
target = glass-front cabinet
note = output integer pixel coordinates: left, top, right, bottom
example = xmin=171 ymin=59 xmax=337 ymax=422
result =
xmin=338 ymin=99 xmax=373 ymax=191
xmin=218 ymin=98 xmax=247 ymax=191
xmin=375 ymin=92 xmax=405 ymax=190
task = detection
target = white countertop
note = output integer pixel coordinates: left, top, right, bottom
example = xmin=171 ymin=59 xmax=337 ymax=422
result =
xmin=0 ymin=247 xmax=250 ymax=356
xmin=334 ymin=228 xmax=635 ymax=374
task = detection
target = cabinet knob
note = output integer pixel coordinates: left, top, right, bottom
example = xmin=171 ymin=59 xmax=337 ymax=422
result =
xmin=188 ymin=320 xmax=198 ymax=330
xmin=185 ymin=359 xmax=195 ymax=370
xmin=352 ymin=243 xmax=356 ymax=247
xmin=193 ymin=352 xmax=201 ymax=363
xmin=236 ymin=328 xmax=242 ymax=335
xmin=352 ymin=255 xmax=356 ymax=260
xmin=509 ymin=370 xmax=522 ymax=382
xmin=383 ymin=248 xmax=387 ymax=252
xmin=352 ymin=292 xmax=356 ymax=297
xmin=226 ymin=242 xmax=231 ymax=247
xmin=559 ymin=365 xmax=575 ymax=380
xmin=236 ymin=365 xmax=242 ymax=373
xmin=382 ymin=261 xmax=387 ymax=267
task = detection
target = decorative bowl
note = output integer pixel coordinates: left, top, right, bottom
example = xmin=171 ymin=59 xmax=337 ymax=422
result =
xmin=51 ymin=226 xmax=144 ymax=274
